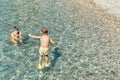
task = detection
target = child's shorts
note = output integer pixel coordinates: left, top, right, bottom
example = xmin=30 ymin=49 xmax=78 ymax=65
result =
xmin=39 ymin=47 xmax=49 ymax=56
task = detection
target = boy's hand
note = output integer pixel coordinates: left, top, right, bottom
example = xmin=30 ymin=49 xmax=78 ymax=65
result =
xmin=28 ymin=34 xmax=31 ymax=37
xmin=54 ymin=42 xmax=58 ymax=44
xmin=55 ymin=41 xmax=62 ymax=44
xmin=56 ymin=42 xmax=62 ymax=44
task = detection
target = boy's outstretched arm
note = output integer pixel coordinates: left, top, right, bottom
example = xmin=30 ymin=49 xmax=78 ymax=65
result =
xmin=28 ymin=34 xmax=40 ymax=39
xmin=50 ymin=38 xmax=58 ymax=44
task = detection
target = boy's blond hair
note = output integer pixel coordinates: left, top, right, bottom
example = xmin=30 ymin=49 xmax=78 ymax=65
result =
xmin=41 ymin=27 xmax=48 ymax=34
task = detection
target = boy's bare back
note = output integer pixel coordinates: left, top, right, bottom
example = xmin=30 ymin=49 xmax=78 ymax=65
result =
xmin=40 ymin=34 xmax=50 ymax=48
xmin=41 ymin=35 xmax=57 ymax=48
xmin=28 ymin=27 xmax=57 ymax=49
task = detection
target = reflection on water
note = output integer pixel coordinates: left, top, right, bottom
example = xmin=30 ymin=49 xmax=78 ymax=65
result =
xmin=0 ymin=0 xmax=120 ymax=80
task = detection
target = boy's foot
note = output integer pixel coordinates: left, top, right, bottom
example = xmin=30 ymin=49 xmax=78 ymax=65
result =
xmin=38 ymin=63 xmax=42 ymax=69
xmin=46 ymin=62 xmax=50 ymax=67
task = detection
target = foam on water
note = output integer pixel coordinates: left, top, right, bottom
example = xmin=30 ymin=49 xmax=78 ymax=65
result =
xmin=0 ymin=0 xmax=120 ymax=80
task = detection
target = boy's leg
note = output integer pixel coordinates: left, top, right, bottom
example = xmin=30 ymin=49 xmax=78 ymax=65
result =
xmin=45 ymin=55 xmax=50 ymax=67
xmin=39 ymin=55 xmax=43 ymax=65
xmin=38 ymin=49 xmax=43 ymax=66
xmin=38 ymin=55 xmax=43 ymax=68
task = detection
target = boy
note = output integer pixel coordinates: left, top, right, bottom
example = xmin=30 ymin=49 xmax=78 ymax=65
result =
xmin=28 ymin=27 xmax=57 ymax=68
xmin=10 ymin=27 xmax=22 ymax=43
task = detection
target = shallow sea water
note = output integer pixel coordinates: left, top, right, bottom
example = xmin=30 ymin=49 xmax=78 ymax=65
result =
xmin=0 ymin=0 xmax=120 ymax=80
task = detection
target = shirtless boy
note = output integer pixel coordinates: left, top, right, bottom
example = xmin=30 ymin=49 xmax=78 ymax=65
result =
xmin=28 ymin=27 xmax=57 ymax=68
xmin=10 ymin=27 xmax=22 ymax=43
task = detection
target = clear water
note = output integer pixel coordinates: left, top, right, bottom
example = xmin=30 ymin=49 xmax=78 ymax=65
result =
xmin=0 ymin=0 xmax=120 ymax=80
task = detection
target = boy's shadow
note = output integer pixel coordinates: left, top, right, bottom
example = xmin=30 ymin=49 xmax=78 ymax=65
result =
xmin=50 ymin=47 xmax=62 ymax=67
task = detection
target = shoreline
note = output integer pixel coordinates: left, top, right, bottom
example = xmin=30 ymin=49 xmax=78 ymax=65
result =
xmin=94 ymin=0 xmax=120 ymax=18
xmin=66 ymin=0 xmax=120 ymax=53
xmin=67 ymin=0 xmax=120 ymax=24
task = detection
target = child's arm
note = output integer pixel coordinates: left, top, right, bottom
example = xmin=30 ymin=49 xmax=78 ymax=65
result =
xmin=11 ymin=33 xmax=17 ymax=40
xmin=19 ymin=31 xmax=23 ymax=38
xmin=50 ymin=37 xmax=58 ymax=44
xmin=11 ymin=33 xmax=14 ymax=38
xmin=28 ymin=34 xmax=40 ymax=39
